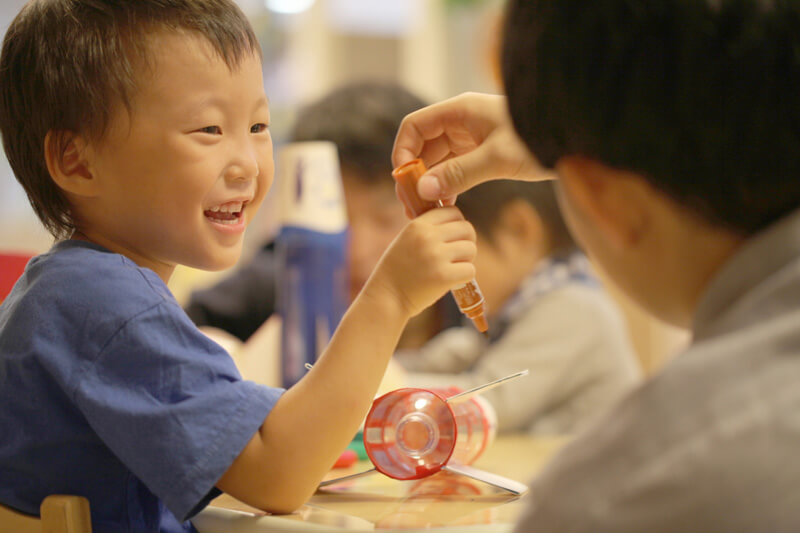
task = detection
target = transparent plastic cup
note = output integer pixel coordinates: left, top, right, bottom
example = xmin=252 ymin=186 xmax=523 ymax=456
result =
xmin=363 ymin=387 xmax=497 ymax=480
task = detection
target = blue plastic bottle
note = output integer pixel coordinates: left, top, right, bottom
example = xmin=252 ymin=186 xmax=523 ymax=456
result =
xmin=275 ymin=141 xmax=349 ymax=389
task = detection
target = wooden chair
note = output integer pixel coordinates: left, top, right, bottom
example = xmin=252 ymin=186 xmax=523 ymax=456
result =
xmin=0 ymin=495 xmax=91 ymax=533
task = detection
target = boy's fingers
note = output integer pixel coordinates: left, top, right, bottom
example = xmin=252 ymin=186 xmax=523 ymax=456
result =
xmin=392 ymin=93 xmax=489 ymax=167
xmin=417 ymin=135 xmax=454 ymax=169
xmin=413 ymin=205 xmax=466 ymax=224
xmin=428 ymin=220 xmax=477 ymax=246
xmin=442 ymin=240 xmax=478 ymax=263
xmin=418 ymin=130 xmax=555 ymax=202
xmin=392 ymin=101 xmax=455 ymax=168
xmin=395 ymin=182 xmax=457 ymax=218
xmin=418 ymin=143 xmax=499 ymax=201
xmin=444 ymin=262 xmax=477 ymax=286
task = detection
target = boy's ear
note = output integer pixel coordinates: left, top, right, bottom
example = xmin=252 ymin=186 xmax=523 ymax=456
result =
xmin=555 ymin=155 xmax=651 ymax=251
xmin=44 ymin=130 xmax=98 ymax=197
xmin=496 ymin=199 xmax=546 ymax=249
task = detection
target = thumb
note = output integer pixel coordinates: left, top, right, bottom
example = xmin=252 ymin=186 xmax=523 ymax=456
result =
xmin=418 ymin=142 xmax=499 ymax=202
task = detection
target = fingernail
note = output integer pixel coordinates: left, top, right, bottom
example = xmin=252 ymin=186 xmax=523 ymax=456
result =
xmin=418 ymin=175 xmax=442 ymax=200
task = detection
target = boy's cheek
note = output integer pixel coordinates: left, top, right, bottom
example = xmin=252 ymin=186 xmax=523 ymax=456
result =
xmin=253 ymin=162 xmax=275 ymax=209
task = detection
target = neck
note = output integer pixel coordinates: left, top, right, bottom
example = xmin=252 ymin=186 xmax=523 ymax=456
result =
xmin=70 ymin=229 xmax=175 ymax=283
xmin=660 ymin=220 xmax=745 ymax=328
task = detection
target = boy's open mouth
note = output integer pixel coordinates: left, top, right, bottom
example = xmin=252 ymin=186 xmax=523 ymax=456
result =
xmin=204 ymin=201 xmax=246 ymax=225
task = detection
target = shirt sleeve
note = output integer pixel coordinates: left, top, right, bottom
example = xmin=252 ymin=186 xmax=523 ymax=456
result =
xmin=72 ymin=299 xmax=284 ymax=521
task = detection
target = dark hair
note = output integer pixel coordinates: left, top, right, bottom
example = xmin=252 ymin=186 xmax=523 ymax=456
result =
xmin=290 ymin=81 xmax=427 ymax=184
xmin=456 ymin=179 xmax=576 ymax=254
xmin=0 ymin=0 xmax=260 ymax=239
xmin=502 ymin=0 xmax=800 ymax=236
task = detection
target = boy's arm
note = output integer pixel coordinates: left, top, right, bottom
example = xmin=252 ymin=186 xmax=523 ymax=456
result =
xmin=216 ymin=207 xmax=477 ymax=514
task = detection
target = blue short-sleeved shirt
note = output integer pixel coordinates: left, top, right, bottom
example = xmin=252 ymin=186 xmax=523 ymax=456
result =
xmin=0 ymin=241 xmax=284 ymax=532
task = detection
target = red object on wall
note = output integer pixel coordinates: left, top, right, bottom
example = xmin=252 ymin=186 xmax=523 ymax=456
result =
xmin=0 ymin=252 xmax=33 ymax=301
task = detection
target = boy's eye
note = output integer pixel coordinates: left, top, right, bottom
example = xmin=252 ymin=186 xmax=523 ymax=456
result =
xmin=199 ymin=126 xmax=222 ymax=135
xmin=251 ymin=123 xmax=269 ymax=134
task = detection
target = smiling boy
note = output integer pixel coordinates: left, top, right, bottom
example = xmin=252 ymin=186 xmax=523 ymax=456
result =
xmin=66 ymin=31 xmax=271 ymax=275
xmin=0 ymin=1 xmax=478 ymax=531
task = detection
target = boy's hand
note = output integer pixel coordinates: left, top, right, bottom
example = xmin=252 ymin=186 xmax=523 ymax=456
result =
xmin=392 ymin=92 xmax=552 ymax=208
xmin=363 ymin=206 xmax=477 ymax=319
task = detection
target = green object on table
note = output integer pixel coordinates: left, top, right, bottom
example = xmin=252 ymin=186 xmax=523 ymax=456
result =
xmin=346 ymin=430 xmax=368 ymax=460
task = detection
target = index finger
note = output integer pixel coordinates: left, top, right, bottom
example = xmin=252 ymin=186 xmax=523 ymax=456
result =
xmin=392 ymin=98 xmax=467 ymax=168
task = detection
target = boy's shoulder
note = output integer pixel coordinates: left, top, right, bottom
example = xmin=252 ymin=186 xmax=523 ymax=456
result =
xmin=25 ymin=240 xmax=172 ymax=306
xmin=0 ymin=240 xmax=196 ymax=373
xmin=503 ymin=252 xmax=623 ymax=335
xmin=520 ymin=325 xmax=800 ymax=532
xmin=2 ymin=240 xmax=176 ymax=335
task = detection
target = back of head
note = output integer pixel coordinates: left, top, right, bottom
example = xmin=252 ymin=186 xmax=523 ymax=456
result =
xmin=289 ymin=82 xmax=427 ymax=184
xmin=0 ymin=0 xmax=259 ymax=239
xmin=457 ymin=179 xmax=576 ymax=255
xmin=502 ymin=0 xmax=800 ymax=236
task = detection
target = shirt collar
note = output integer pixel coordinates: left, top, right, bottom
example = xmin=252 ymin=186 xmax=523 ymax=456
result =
xmin=692 ymin=207 xmax=800 ymax=340
xmin=488 ymin=250 xmax=597 ymax=341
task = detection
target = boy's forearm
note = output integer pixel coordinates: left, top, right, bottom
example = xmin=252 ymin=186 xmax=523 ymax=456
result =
xmin=225 ymin=284 xmax=409 ymax=513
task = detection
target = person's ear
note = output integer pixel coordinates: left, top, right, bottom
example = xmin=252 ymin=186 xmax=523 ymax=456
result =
xmin=555 ymin=155 xmax=651 ymax=251
xmin=495 ymin=199 xmax=546 ymax=250
xmin=44 ymin=130 xmax=99 ymax=197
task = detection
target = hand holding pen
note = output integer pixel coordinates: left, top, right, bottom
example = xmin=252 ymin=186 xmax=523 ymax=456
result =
xmin=392 ymin=159 xmax=489 ymax=334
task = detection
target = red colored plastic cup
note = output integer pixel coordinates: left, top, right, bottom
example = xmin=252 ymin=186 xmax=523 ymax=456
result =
xmin=362 ymin=387 xmax=496 ymax=480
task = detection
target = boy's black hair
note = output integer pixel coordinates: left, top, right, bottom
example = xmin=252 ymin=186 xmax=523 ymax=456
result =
xmin=456 ymin=180 xmax=576 ymax=255
xmin=501 ymin=0 xmax=800 ymax=236
xmin=290 ymin=81 xmax=427 ymax=185
xmin=0 ymin=0 xmax=260 ymax=239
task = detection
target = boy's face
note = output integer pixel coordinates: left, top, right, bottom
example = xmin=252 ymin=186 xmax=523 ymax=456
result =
xmin=473 ymin=234 xmax=516 ymax=316
xmin=77 ymin=32 xmax=272 ymax=280
xmin=472 ymin=208 xmax=547 ymax=317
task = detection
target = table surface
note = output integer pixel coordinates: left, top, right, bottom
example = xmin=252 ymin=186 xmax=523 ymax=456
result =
xmin=194 ymin=434 xmax=566 ymax=532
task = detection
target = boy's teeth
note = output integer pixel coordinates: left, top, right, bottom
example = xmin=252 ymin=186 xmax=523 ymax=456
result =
xmin=215 ymin=202 xmax=243 ymax=213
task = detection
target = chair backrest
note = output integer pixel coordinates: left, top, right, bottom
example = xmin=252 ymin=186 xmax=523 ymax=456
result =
xmin=0 ymin=252 xmax=34 ymax=302
xmin=0 ymin=495 xmax=92 ymax=533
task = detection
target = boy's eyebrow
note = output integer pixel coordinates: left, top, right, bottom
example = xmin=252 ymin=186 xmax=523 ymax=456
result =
xmin=254 ymin=96 xmax=270 ymax=113
xmin=185 ymin=95 xmax=269 ymax=113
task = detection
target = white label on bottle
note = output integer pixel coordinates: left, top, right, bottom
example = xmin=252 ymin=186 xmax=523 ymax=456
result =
xmin=277 ymin=141 xmax=348 ymax=233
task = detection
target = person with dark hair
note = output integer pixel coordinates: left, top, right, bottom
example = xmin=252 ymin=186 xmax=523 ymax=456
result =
xmin=393 ymin=0 xmax=800 ymax=530
xmin=186 ymin=82 xmax=461 ymax=347
xmin=396 ymin=179 xmax=640 ymax=434
xmin=0 ymin=2 xmax=479 ymax=530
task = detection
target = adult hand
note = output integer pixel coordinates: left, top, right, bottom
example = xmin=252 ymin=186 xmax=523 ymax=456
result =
xmin=392 ymin=92 xmax=553 ymax=209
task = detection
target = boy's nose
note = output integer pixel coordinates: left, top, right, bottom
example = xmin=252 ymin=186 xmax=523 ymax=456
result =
xmin=225 ymin=144 xmax=260 ymax=182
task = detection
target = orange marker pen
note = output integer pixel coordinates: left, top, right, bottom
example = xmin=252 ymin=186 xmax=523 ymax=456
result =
xmin=392 ymin=159 xmax=489 ymax=334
